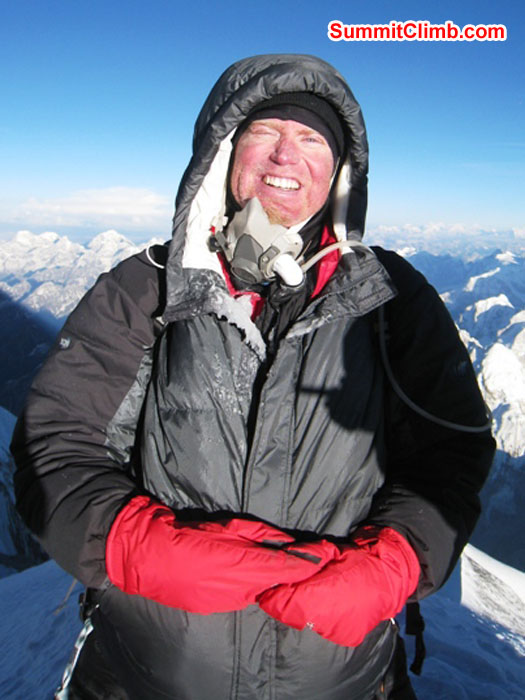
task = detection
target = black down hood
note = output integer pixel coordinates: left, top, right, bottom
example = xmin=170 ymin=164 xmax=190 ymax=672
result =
xmin=163 ymin=54 xmax=384 ymax=343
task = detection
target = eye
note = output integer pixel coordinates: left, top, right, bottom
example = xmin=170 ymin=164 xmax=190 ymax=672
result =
xmin=300 ymin=130 xmax=329 ymax=147
xmin=304 ymin=135 xmax=324 ymax=144
xmin=248 ymin=124 xmax=279 ymax=138
xmin=302 ymin=136 xmax=330 ymax=151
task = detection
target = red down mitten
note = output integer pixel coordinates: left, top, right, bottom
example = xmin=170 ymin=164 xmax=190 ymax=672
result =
xmin=106 ymin=495 xmax=339 ymax=614
xmin=258 ymin=526 xmax=420 ymax=647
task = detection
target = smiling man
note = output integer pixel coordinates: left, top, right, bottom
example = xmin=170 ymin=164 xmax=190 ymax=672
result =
xmin=231 ymin=117 xmax=333 ymax=226
xmin=229 ymin=93 xmax=343 ymax=228
xmin=13 ymin=55 xmax=494 ymax=700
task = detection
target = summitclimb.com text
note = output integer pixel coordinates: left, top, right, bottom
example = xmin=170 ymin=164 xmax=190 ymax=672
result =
xmin=327 ymin=20 xmax=507 ymax=42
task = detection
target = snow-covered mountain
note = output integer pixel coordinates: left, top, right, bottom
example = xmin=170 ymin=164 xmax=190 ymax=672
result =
xmin=401 ymin=249 xmax=525 ymax=571
xmin=0 ymin=229 xmax=162 ymax=415
xmin=0 ymin=229 xmax=524 ymax=697
xmin=0 ymin=229 xmax=160 ymax=319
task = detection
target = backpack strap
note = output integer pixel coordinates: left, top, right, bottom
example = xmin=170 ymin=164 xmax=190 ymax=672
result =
xmin=405 ymin=601 xmax=426 ymax=676
xmin=144 ymin=242 xmax=169 ymax=325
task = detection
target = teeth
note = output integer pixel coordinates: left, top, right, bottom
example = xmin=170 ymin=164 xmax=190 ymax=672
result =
xmin=264 ymin=175 xmax=300 ymax=190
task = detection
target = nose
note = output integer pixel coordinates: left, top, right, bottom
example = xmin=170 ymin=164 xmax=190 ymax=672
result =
xmin=270 ymin=136 xmax=299 ymax=165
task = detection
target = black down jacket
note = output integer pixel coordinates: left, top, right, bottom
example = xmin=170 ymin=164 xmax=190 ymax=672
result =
xmin=12 ymin=55 xmax=495 ymax=700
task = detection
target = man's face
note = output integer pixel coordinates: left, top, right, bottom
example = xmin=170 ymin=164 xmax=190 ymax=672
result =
xmin=230 ymin=118 xmax=335 ymax=227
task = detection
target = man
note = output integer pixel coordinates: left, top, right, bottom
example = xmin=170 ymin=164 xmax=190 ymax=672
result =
xmin=12 ymin=55 xmax=494 ymax=699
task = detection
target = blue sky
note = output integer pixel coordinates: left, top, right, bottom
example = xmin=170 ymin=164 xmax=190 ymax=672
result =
xmin=0 ymin=0 xmax=523 ymax=242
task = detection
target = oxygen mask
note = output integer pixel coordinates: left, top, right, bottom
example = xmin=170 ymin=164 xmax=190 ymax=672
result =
xmin=210 ymin=198 xmax=305 ymax=287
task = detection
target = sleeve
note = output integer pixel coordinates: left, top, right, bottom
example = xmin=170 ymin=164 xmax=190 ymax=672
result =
xmin=367 ymin=248 xmax=496 ymax=599
xmin=11 ymin=248 xmax=166 ymax=588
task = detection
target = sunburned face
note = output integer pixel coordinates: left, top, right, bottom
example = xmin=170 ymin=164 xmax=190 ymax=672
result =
xmin=230 ymin=118 xmax=335 ymax=228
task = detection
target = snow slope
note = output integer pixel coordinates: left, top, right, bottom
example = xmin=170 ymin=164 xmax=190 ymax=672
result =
xmin=0 ymin=561 xmax=82 ymax=700
xmin=410 ymin=547 xmax=525 ymax=700
xmin=401 ymin=248 xmax=525 ymax=571
xmin=0 ymin=546 xmax=523 ymax=700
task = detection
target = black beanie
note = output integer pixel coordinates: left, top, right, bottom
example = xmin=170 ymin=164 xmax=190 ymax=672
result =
xmin=233 ymin=92 xmax=345 ymax=161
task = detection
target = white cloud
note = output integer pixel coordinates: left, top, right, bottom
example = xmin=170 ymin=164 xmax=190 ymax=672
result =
xmin=366 ymin=222 xmax=525 ymax=257
xmin=368 ymin=221 xmax=521 ymax=240
xmin=1 ymin=187 xmax=173 ymax=232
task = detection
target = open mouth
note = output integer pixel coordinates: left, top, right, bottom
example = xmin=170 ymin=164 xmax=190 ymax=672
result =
xmin=263 ymin=175 xmax=300 ymax=191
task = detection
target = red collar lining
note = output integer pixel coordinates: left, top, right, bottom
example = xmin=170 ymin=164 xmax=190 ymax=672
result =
xmin=216 ymin=224 xmax=340 ymax=319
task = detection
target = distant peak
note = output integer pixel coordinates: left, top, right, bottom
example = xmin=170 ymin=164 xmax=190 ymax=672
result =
xmin=88 ymin=230 xmax=131 ymax=249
